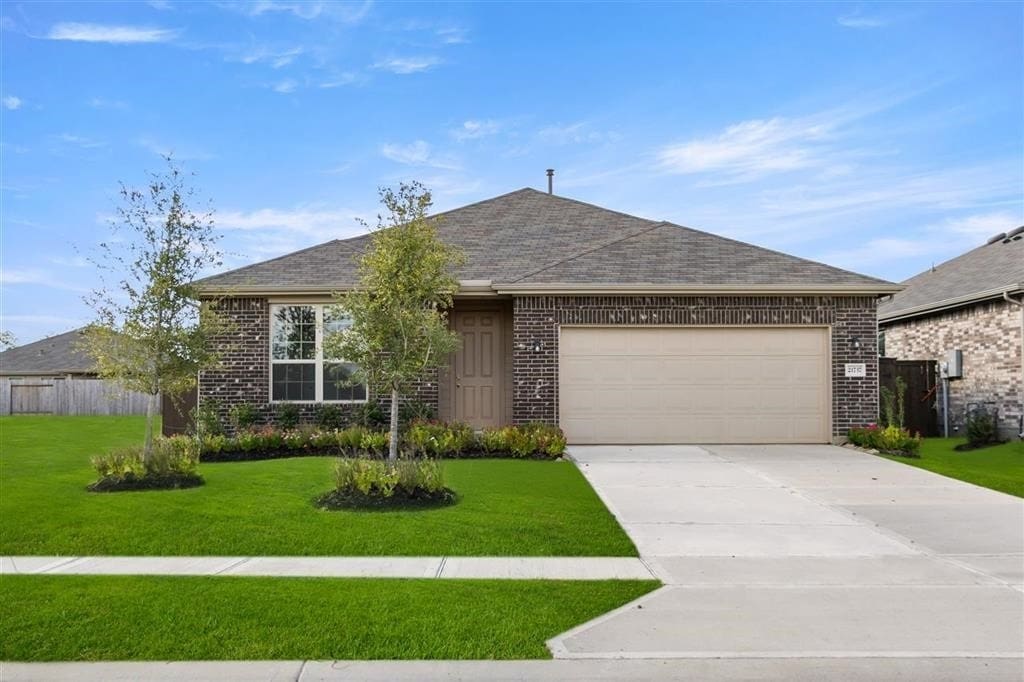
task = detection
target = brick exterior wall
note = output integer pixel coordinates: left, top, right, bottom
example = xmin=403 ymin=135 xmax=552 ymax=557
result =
xmin=882 ymin=298 xmax=1023 ymax=439
xmin=512 ymin=295 xmax=880 ymax=439
xmin=199 ymin=297 xmax=439 ymax=433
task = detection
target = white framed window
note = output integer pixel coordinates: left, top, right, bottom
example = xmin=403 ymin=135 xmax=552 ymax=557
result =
xmin=269 ymin=304 xmax=367 ymax=403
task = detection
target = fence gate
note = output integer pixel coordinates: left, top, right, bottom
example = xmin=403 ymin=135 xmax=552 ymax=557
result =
xmin=879 ymin=358 xmax=939 ymax=436
xmin=10 ymin=383 xmax=55 ymax=414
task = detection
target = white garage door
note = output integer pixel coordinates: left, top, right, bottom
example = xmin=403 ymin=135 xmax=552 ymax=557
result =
xmin=559 ymin=327 xmax=831 ymax=444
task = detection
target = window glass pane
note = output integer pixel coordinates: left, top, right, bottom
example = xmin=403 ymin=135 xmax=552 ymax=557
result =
xmin=323 ymin=362 xmax=366 ymax=401
xmin=323 ymin=308 xmax=352 ymax=360
xmin=272 ymin=363 xmax=315 ymax=401
xmin=271 ymin=306 xmax=315 ymax=360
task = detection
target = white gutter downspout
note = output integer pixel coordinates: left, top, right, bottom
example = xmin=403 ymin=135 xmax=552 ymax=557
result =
xmin=1004 ymin=291 xmax=1024 ymax=439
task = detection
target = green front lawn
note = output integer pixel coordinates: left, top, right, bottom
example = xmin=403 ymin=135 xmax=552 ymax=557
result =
xmin=0 ymin=416 xmax=636 ymax=556
xmin=882 ymin=438 xmax=1024 ymax=498
xmin=0 ymin=575 xmax=658 ymax=660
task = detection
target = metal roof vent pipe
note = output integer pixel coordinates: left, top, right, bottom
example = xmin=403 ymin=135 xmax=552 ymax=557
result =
xmin=546 ymin=169 xmax=554 ymax=195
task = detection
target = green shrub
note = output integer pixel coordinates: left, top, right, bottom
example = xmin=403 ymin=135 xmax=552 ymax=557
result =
xmin=314 ymin=404 xmax=344 ymax=431
xmin=91 ymin=447 xmax=146 ymax=481
xmin=192 ymin=399 xmax=223 ymax=437
xmin=310 ymin=430 xmax=338 ymax=451
xmin=201 ymin=434 xmax=228 ymax=455
xmin=479 ymin=427 xmax=506 ymax=453
xmin=848 ymin=424 xmax=920 ymax=457
xmin=529 ymin=423 xmax=567 ymax=457
xmin=353 ymin=400 xmax=387 ymax=428
xmin=91 ymin=436 xmax=200 ymax=488
xmin=332 ymin=457 xmax=446 ymax=499
xmin=396 ymin=457 xmax=445 ymax=494
xmin=336 ymin=426 xmax=368 ymax=454
xmin=966 ymin=410 xmax=999 ymax=448
xmin=333 ymin=458 xmax=399 ymax=497
xmin=229 ymin=403 xmax=259 ymax=432
xmin=406 ymin=421 xmax=475 ymax=457
xmin=284 ymin=430 xmax=308 ymax=451
xmin=276 ymin=402 xmax=301 ymax=430
xmin=359 ymin=431 xmax=389 ymax=456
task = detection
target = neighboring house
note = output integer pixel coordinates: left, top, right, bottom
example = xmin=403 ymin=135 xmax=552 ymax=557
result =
xmin=879 ymin=228 xmax=1024 ymax=440
xmin=195 ymin=188 xmax=899 ymax=444
xmin=0 ymin=328 xmax=151 ymax=416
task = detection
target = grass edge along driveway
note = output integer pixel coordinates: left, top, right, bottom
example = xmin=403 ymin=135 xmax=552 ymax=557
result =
xmin=0 ymin=575 xmax=659 ymax=661
xmin=881 ymin=437 xmax=1024 ymax=498
xmin=0 ymin=415 xmax=637 ymax=556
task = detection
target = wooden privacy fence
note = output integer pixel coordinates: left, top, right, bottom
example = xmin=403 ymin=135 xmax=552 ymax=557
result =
xmin=878 ymin=358 xmax=939 ymax=437
xmin=0 ymin=376 xmax=151 ymax=416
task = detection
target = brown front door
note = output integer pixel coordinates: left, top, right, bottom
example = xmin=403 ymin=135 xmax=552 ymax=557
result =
xmin=452 ymin=310 xmax=503 ymax=428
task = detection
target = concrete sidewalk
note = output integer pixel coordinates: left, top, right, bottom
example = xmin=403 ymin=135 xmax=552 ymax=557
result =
xmin=5 ymin=658 xmax=1022 ymax=681
xmin=0 ymin=555 xmax=655 ymax=580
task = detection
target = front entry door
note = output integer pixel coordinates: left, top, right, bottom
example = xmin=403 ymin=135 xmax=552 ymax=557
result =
xmin=452 ymin=311 xmax=503 ymax=428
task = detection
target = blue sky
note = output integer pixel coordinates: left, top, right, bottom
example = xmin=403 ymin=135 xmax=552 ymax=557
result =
xmin=2 ymin=1 xmax=1022 ymax=344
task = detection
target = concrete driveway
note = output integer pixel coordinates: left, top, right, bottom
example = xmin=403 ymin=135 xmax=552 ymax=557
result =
xmin=552 ymin=444 xmax=1023 ymax=673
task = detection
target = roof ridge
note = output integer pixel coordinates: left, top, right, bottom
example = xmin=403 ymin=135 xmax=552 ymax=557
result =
xmin=509 ymin=220 xmax=673 ymax=284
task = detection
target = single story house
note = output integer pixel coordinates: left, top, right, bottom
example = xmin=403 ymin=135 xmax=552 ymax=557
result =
xmin=0 ymin=328 xmax=150 ymax=416
xmin=879 ymin=227 xmax=1024 ymax=440
xmin=195 ymin=187 xmax=899 ymax=444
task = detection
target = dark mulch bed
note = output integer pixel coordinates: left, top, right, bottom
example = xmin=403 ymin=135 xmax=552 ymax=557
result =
xmin=203 ymin=449 xmax=556 ymax=463
xmin=314 ymin=487 xmax=458 ymax=511
xmin=953 ymin=441 xmax=1007 ymax=452
xmin=88 ymin=474 xmax=205 ymax=493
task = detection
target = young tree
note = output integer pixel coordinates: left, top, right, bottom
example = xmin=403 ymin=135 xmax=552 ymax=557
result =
xmin=82 ymin=157 xmax=225 ymax=464
xmin=325 ymin=182 xmax=464 ymax=461
xmin=0 ymin=331 xmax=15 ymax=350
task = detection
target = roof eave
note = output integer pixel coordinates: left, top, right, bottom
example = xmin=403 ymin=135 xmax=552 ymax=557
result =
xmin=493 ymin=282 xmax=903 ymax=295
xmin=879 ymin=283 xmax=1024 ymax=323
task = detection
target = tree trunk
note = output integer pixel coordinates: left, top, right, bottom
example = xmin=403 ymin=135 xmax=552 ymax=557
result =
xmin=388 ymin=387 xmax=400 ymax=462
xmin=143 ymin=391 xmax=159 ymax=466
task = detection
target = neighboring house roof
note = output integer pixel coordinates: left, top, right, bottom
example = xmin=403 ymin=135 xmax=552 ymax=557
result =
xmin=878 ymin=227 xmax=1024 ymax=323
xmin=197 ymin=188 xmax=898 ymax=295
xmin=0 ymin=328 xmax=96 ymax=375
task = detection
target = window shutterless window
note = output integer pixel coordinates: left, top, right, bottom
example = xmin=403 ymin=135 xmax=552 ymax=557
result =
xmin=269 ymin=304 xmax=367 ymax=403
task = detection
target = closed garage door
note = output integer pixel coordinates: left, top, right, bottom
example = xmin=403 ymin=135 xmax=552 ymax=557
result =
xmin=559 ymin=327 xmax=830 ymax=444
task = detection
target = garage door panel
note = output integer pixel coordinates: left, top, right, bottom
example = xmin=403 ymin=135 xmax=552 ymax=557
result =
xmin=559 ymin=327 xmax=830 ymax=444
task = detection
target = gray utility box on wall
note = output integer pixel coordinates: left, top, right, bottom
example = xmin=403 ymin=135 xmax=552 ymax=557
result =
xmin=946 ymin=349 xmax=963 ymax=379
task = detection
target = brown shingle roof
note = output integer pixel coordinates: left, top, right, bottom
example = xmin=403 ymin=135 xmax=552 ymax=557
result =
xmin=197 ymin=188 xmax=896 ymax=293
xmin=0 ymin=328 xmax=95 ymax=375
xmin=878 ymin=228 xmax=1024 ymax=321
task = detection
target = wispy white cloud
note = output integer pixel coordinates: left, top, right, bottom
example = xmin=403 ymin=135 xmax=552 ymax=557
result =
xmin=87 ymin=97 xmax=128 ymax=110
xmin=372 ymin=55 xmax=441 ymax=75
xmin=451 ymin=119 xmax=501 ymax=141
xmin=436 ymin=25 xmax=469 ymax=45
xmin=271 ymin=79 xmax=298 ymax=93
xmin=2 ymin=95 xmax=21 ymax=110
xmin=217 ymin=205 xmax=367 ymax=243
xmin=232 ymin=44 xmax=304 ymax=68
xmin=136 ymin=136 xmax=214 ymax=160
xmin=318 ymin=72 xmax=361 ymax=88
xmin=815 ymin=210 xmax=1020 ymax=271
xmin=837 ymin=10 xmax=888 ymax=29
xmin=240 ymin=0 xmax=372 ymax=23
xmin=46 ymin=22 xmax=178 ymax=44
xmin=657 ymin=117 xmax=835 ymax=181
xmin=0 ymin=268 xmax=88 ymax=292
xmin=55 ymin=133 xmax=106 ymax=149
xmin=380 ymin=140 xmax=460 ymax=170
xmin=538 ymin=121 xmax=620 ymax=146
